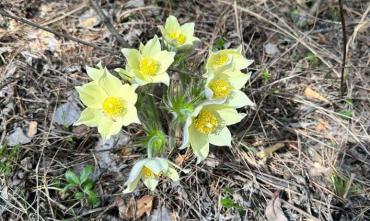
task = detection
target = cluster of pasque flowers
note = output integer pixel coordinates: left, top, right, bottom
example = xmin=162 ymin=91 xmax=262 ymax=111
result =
xmin=75 ymin=16 xmax=253 ymax=192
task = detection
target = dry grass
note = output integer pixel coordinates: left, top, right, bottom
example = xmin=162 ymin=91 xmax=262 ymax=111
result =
xmin=0 ymin=0 xmax=369 ymax=220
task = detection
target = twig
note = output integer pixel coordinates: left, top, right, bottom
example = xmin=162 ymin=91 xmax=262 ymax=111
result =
xmin=339 ymin=0 xmax=347 ymax=96
xmin=0 ymin=8 xmax=120 ymax=55
xmin=89 ymin=0 xmax=128 ymax=47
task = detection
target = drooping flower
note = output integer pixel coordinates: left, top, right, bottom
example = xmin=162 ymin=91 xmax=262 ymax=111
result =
xmin=180 ymin=103 xmax=246 ymax=163
xmin=205 ymin=69 xmax=254 ymax=108
xmin=159 ymin=15 xmax=200 ymax=49
xmin=75 ymin=65 xmax=140 ymax=140
xmin=123 ymin=157 xmax=180 ymax=193
xmin=117 ymin=36 xmax=175 ymax=86
xmin=205 ymin=46 xmax=253 ymax=73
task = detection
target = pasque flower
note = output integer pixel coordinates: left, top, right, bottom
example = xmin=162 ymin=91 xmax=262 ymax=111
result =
xmin=159 ymin=15 xmax=200 ymax=49
xmin=117 ymin=36 xmax=175 ymax=86
xmin=123 ymin=157 xmax=180 ymax=193
xmin=205 ymin=68 xmax=254 ymax=108
xmin=75 ymin=65 xmax=140 ymax=140
xmin=206 ymin=46 xmax=253 ymax=73
xmin=180 ymin=103 xmax=246 ymax=163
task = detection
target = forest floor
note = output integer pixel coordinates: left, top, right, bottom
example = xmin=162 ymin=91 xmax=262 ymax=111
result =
xmin=0 ymin=0 xmax=369 ymax=220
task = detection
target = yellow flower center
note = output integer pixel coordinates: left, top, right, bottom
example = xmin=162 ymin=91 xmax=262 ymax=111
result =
xmin=209 ymin=52 xmax=229 ymax=67
xmin=193 ymin=110 xmax=219 ymax=134
xmin=169 ymin=31 xmax=186 ymax=45
xmin=102 ymin=96 xmax=125 ymax=118
xmin=139 ymin=57 xmax=159 ymax=76
xmin=142 ymin=166 xmax=154 ymax=178
xmin=208 ymin=79 xmax=233 ymax=99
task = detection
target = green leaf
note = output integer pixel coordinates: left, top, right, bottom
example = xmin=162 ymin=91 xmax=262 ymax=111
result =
xmin=86 ymin=190 xmax=100 ymax=207
xmin=213 ymin=38 xmax=226 ymax=51
xmin=74 ymin=192 xmax=84 ymax=200
xmin=221 ymin=197 xmax=236 ymax=209
xmin=338 ymin=110 xmax=352 ymax=119
xmin=65 ymin=170 xmax=80 ymax=185
xmin=82 ymin=179 xmax=94 ymax=191
xmin=80 ymin=165 xmax=93 ymax=184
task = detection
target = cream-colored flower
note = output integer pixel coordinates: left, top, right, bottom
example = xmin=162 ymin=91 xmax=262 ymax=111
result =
xmin=75 ymin=65 xmax=140 ymax=140
xmin=117 ymin=36 xmax=175 ymax=86
xmin=206 ymin=46 xmax=253 ymax=73
xmin=205 ymin=69 xmax=254 ymax=108
xmin=123 ymin=157 xmax=180 ymax=193
xmin=159 ymin=15 xmax=200 ymax=49
xmin=180 ymin=103 xmax=246 ymax=163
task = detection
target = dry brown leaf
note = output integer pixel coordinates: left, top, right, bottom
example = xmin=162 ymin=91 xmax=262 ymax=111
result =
xmin=315 ymin=119 xmax=330 ymax=133
xmin=27 ymin=121 xmax=38 ymax=138
xmin=304 ymin=87 xmax=329 ymax=103
xmin=118 ymin=197 xmax=136 ymax=219
xmin=265 ymin=192 xmax=288 ymax=221
xmin=135 ymin=195 xmax=154 ymax=219
xmin=256 ymin=143 xmax=285 ymax=159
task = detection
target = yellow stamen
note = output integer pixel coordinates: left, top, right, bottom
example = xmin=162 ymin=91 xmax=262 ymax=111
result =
xmin=193 ymin=110 xmax=219 ymax=134
xmin=102 ymin=97 xmax=125 ymax=118
xmin=169 ymin=31 xmax=186 ymax=45
xmin=142 ymin=166 xmax=154 ymax=178
xmin=139 ymin=57 xmax=159 ymax=76
xmin=209 ymin=52 xmax=229 ymax=67
xmin=208 ymin=79 xmax=233 ymax=99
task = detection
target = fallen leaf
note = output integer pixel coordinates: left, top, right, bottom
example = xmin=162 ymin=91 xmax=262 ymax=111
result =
xmin=149 ymin=206 xmax=172 ymax=221
xmin=256 ymin=143 xmax=285 ymax=159
xmin=7 ymin=127 xmax=31 ymax=146
xmin=79 ymin=9 xmax=100 ymax=28
xmin=265 ymin=42 xmax=279 ymax=55
xmin=118 ymin=197 xmax=136 ymax=219
xmin=27 ymin=29 xmax=60 ymax=53
xmin=304 ymin=87 xmax=329 ymax=103
xmin=265 ymin=192 xmax=288 ymax=221
xmin=54 ymin=101 xmax=81 ymax=127
xmin=27 ymin=121 xmax=38 ymax=138
xmin=135 ymin=195 xmax=154 ymax=219
xmin=315 ymin=119 xmax=330 ymax=133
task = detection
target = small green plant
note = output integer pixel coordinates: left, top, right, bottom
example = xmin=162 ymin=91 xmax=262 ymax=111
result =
xmin=61 ymin=165 xmax=99 ymax=207
xmin=212 ymin=38 xmax=226 ymax=51
xmin=0 ymin=144 xmax=21 ymax=175
xmin=338 ymin=110 xmax=352 ymax=119
xmin=261 ymin=69 xmax=271 ymax=83
xmin=221 ymin=188 xmax=245 ymax=217
xmin=304 ymin=52 xmax=319 ymax=67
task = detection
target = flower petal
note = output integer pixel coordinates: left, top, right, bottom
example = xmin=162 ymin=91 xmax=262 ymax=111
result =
xmin=97 ymin=116 xmax=124 ymax=140
xmin=227 ymin=90 xmax=255 ymax=108
xmin=117 ymin=84 xmax=138 ymax=105
xmin=152 ymin=72 xmax=170 ymax=86
xmin=209 ymin=127 xmax=231 ymax=146
xmin=121 ymin=106 xmax=141 ymax=126
xmin=97 ymin=69 xmax=123 ymax=96
xmin=180 ymin=22 xmax=195 ymax=37
xmin=166 ymin=167 xmax=180 ymax=181
xmin=189 ymin=125 xmax=209 ymax=164
xmin=74 ymin=107 xmax=103 ymax=127
xmin=76 ymin=82 xmax=107 ymax=108
xmin=215 ymin=106 xmax=246 ymax=125
xmin=121 ymin=48 xmax=141 ymax=70
xmin=141 ymin=36 xmax=161 ymax=57
xmin=155 ymin=51 xmax=175 ymax=74
xmin=123 ymin=175 xmax=141 ymax=193
xmin=86 ymin=65 xmax=104 ymax=81
xmin=125 ymin=159 xmax=148 ymax=184
xmin=164 ymin=15 xmax=181 ymax=33
xmin=228 ymin=71 xmax=250 ymax=90
xmin=145 ymin=158 xmax=169 ymax=174
xmin=143 ymin=177 xmax=159 ymax=191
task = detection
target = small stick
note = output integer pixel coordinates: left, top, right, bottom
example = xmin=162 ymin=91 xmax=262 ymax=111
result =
xmin=89 ymin=0 xmax=128 ymax=47
xmin=339 ymin=0 xmax=347 ymax=96
xmin=0 ymin=9 xmax=120 ymax=55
